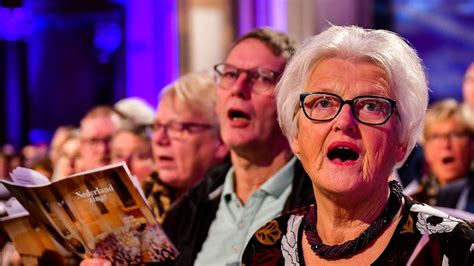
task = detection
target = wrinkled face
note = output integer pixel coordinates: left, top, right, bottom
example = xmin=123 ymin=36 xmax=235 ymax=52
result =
xmin=424 ymin=118 xmax=474 ymax=184
xmin=80 ymin=117 xmax=119 ymax=170
xmin=152 ymin=97 xmax=228 ymax=190
xmin=216 ymin=38 xmax=288 ymax=151
xmin=463 ymin=64 xmax=474 ymax=106
xmin=111 ymin=131 xmax=154 ymax=185
xmin=292 ymin=58 xmax=407 ymax=197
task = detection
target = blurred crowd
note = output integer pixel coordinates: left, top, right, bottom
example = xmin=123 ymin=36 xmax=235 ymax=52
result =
xmin=400 ymin=62 xmax=474 ymax=211
xmin=0 ymin=27 xmax=473 ymax=265
xmin=0 ymin=72 xmax=230 ymax=265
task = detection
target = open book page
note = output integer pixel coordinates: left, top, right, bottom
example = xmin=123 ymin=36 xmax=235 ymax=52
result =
xmin=9 ymin=167 xmax=50 ymax=186
xmin=2 ymin=163 xmax=178 ymax=264
xmin=1 ymin=197 xmax=29 ymax=220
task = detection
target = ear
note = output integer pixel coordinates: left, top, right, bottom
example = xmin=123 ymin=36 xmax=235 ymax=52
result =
xmin=395 ymin=141 xmax=408 ymax=163
xmin=290 ymin=135 xmax=300 ymax=155
xmin=215 ymin=139 xmax=229 ymax=160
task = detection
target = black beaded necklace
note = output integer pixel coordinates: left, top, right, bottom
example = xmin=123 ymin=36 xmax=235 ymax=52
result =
xmin=304 ymin=181 xmax=403 ymax=260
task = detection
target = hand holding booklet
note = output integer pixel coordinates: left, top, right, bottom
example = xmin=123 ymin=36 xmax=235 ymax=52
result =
xmin=1 ymin=162 xmax=178 ymax=264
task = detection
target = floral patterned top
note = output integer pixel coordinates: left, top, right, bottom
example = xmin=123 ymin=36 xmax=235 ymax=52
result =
xmin=242 ymin=196 xmax=474 ymax=265
xmin=143 ymin=172 xmax=177 ymax=223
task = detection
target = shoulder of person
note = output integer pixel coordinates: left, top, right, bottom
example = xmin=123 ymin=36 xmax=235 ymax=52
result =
xmin=181 ymin=160 xmax=232 ymax=203
xmin=285 ymin=159 xmax=315 ymax=210
xmin=203 ymin=160 xmax=232 ymax=191
xmin=242 ymin=204 xmax=313 ymax=265
xmin=404 ymin=199 xmax=474 ymax=265
xmin=407 ymin=200 xmax=474 ymax=238
xmin=162 ymin=161 xmax=231 ymax=226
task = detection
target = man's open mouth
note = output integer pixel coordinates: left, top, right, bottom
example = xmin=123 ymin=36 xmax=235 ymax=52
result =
xmin=158 ymin=155 xmax=173 ymax=162
xmin=228 ymin=109 xmax=251 ymax=121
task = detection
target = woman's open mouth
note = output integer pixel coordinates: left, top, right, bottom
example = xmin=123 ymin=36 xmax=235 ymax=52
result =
xmin=327 ymin=142 xmax=360 ymax=164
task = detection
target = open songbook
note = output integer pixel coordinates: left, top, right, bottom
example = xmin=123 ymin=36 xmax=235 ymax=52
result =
xmin=0 ymin=162 xmax=178 ymax=264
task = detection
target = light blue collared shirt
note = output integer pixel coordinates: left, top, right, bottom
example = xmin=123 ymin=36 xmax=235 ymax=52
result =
xmin=194 ymin=157 xmax=296 ymax=266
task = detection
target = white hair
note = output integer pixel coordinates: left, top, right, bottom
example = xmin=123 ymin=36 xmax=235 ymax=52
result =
xmin=423 ymin=99 xmax=474 ymax=142
xmin=276 ymin=25 xmax=429 ymax=167
xmin=159 ymin=71 xmax=219 ymax=132
xmin=114 ymin=97 xmax=155 ymax=126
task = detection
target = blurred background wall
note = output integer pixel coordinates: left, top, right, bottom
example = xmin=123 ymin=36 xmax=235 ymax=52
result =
xmin=0 ymin=0 xmax=473 ymax=149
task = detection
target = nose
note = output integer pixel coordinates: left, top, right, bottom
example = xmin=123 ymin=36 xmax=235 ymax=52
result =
xmin=333 ymin=104 xmax=357 ymax=133
xmin=66 ymin=156 xmax=75 ymax=168
xmin=230 ymin=72 xmax=252 ymax=97
xmin=439 ymin=134 xmax=453 ymax=149
xmin=152 ymin=126 xmax=171 ymax=146
xmin=95 ymin=140 xmax=109 ymax=155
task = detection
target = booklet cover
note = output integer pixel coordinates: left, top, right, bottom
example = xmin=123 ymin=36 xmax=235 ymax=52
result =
xmin=1 ymin=162 xmax=178 ymax=264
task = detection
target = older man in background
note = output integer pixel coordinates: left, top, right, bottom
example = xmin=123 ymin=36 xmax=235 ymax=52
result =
xmin=77 ymin=105 xmax=123 ymax=171
xmin=162 ymin=28 xmax=314 ymax=266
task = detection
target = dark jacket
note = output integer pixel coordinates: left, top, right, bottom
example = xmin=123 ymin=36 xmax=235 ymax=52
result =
xmin=437 ymin=173 xmax=474 ymax=212
xmin=161 ymin=158 xmax=315 ymax=266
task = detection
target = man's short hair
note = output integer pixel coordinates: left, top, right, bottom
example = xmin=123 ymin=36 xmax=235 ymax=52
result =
xmin=158 ymin=72 xmax=220 ymax=134
xmin=80 ymin=105 xmax=124 ymax=130
xmin=231 ymin=28 xmax=295 ymax=61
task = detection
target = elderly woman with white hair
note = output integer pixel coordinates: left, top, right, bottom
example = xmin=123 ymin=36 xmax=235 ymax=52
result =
xmin=242 ymin=25 xmax=473 ymax=265
xmin=147 ymin=72 xmax=229 ymax=222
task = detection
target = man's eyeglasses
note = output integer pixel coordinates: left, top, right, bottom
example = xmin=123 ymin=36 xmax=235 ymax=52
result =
xmin=299 ymin=92 xmax=398 ymax=125
xmin=82 ymin=136 xmax=113 ymax=147
xmin=150 ymin=121 xmax=213 ymax=139
xmin=213 ymin=63 xmax=281 ymax=94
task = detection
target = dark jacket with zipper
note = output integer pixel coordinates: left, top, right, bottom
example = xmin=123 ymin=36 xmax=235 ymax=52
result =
xmin=161 ymin=158 xmax=315 ymax=266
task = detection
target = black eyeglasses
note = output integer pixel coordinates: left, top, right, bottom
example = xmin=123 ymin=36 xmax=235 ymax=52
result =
xmin=213 ymin=63 xmax=281 ymax=94
xmin=299 ymin=92 xmax=398 ymax=125
xmin=151 ymin=121 xmax=213 ymax=139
